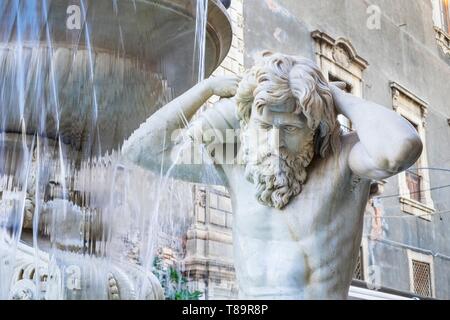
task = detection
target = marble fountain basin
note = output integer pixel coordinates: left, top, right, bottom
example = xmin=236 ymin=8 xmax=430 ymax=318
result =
xmin=0 ymin=0 xmax=231 ymax=153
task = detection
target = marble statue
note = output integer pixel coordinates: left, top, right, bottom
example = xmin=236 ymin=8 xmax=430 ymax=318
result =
xmin=122 ymin=52 xmax=423 ymax=299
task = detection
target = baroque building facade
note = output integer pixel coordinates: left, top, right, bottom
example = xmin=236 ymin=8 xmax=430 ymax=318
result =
xmin=178 ymin=0 xmax=450 ymax=299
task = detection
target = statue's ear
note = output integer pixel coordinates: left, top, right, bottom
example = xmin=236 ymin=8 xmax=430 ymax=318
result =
xmin=314 ymin=122 xmax=330 ymax=158
xmin=314 ymin=127 xmax=322 ymax=157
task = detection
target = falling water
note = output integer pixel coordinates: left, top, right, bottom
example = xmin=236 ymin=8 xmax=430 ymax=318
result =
xmin=0 ymin=0 xmax=216 ymax=300
xmin=138 ymin=0 xmax=216 ymax=299
xmin=194 ymin=0 xmax=209 ymax=84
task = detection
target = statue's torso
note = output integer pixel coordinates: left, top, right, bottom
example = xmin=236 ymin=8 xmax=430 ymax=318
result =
xmin=222 ymin=133 xmax=371 ymax=299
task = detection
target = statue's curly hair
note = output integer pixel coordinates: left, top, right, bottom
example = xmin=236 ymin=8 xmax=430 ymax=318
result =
xmin=235 ymin=51 xmax=341 ymax=158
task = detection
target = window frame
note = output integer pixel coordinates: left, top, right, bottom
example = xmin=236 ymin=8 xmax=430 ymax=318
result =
xmin=407 ymin=249 xmax=435 ymax=298
xmin=432 ymin=0 xmax=450 ymax=56
xmin=312 ymin=30 xmax=368 ymax=132
xmin=391 ymin=82 xmax=435 ymax=221
xmin=444 ymin=0 xmax=450 ymax=33
xmin=434 ymin=0 xmax=450 ymax=33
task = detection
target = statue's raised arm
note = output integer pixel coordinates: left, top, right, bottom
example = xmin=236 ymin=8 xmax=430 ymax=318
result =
xmin=121 ymin=75 xmax=241 ymax=185
xmin=330 ymin=84 xmax=423 ymax=180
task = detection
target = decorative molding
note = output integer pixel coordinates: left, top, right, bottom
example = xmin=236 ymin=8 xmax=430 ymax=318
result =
xmin=348 ymin=285 xmax=413 ymax=300
xmin=0 ymin=241 xmax=163 ymax=300
xmin=186 ymin=228 xmax=233 ymax=244
xmin=390 ymin=82 xmax=429 ymax=119
xmin=312 ymin=29 xmax=368 ymax=132
xmin=311 ymin=30 xmax=369 ymax=72
xmin=434 ymin=26 xmax=450 ymax=57
xmin=399 ymin=196 xmax=435 ymax=221
xmin=196 ymin=188 xmax=207 ymax=208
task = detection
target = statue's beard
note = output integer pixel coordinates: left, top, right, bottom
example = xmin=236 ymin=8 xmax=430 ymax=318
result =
xmin=243 ymin=142 xmax=314 ymax=210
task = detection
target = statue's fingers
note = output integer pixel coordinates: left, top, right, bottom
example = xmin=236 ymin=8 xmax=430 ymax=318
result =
xmin=331 ymin=81 xmax=347 ymax=90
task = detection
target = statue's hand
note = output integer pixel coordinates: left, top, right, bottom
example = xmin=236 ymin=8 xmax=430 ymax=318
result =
xmin=329 ymin=81 xmax=348 ymax=115
xmin=206 ymin=75 xmax=241 ymax=98
xmin=330 ymin=81 xmax=347 ymax=91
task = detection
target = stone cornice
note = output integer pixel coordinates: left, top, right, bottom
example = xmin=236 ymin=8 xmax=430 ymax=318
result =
xmin=311 ymin=29 xmax=369 ymax=71
xmin=434 ymin=26 xmax=450 ymax=57
xmin=390 ymin=81 xmax=429 ymax=119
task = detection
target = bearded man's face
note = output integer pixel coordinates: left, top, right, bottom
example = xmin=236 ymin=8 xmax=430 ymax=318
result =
xmin=241 ymin=97 xmax=316 ymax=210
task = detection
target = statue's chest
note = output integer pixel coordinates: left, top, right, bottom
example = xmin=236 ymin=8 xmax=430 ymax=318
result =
xmin=225 ymin=157 xmax=367 ymax=242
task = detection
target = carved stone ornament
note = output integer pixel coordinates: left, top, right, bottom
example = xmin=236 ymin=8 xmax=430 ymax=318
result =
xmin=332 ymin=44 xmax=352 ymax=68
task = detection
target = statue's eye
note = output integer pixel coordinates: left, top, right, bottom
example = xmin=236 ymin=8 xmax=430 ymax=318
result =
xmin=284 ymin=126 xmax=299 ymax=133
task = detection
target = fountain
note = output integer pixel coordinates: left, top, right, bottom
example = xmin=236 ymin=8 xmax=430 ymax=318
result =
xmin=0 ymin=0 xmax=232 ymax=300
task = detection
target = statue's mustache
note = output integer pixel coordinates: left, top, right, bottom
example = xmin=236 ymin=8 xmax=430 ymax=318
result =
xmin=249 ymin=148 xmax=293 ymax=165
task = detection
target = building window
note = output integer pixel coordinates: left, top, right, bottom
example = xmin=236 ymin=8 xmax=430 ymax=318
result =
xmin=391 ymin=82 xmax=435 ymax=220
xmin=404 ymin=121 xmax=424 ymax=203
xmin=432 ymin=0 xmax=450 ymax=55
xmin=407 ymin=250 xmax=435 ymax=298
xmin=444 ymin=0 xmax=450 ymax=32
xmin=405 ymin=166 xmax=423 ymax=203
xmin=412 ymin=260 xmax=433 ymax=297
xmin=353 ymin=247 xmax=364 ymax=281
xmin=432 ymin=0 xmax=450 ymax=33
xmin=311 ymin=30 xmax=368 ymax=132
